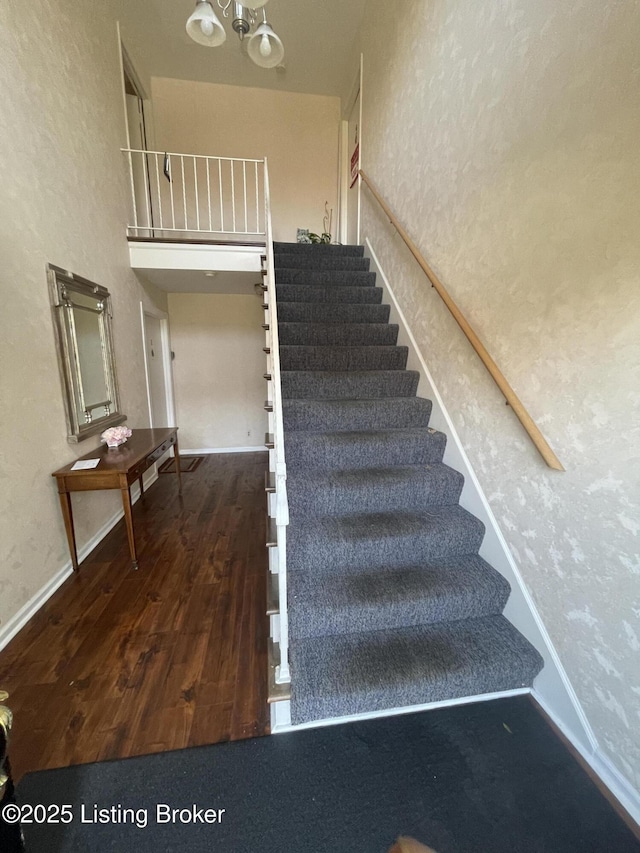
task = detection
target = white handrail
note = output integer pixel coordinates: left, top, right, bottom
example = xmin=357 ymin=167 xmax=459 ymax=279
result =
xmin=121 ymin=148 xmax=266 ymax=238
xmin=263 ymin=157 xmax=290 ymax=685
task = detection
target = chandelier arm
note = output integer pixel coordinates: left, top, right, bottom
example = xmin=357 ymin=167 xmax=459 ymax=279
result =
xmin=217 ymin=0 xmax=233 ymax=17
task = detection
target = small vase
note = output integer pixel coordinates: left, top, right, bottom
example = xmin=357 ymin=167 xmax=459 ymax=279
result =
xmin=107 ymin=440 xmax=126 ymax=449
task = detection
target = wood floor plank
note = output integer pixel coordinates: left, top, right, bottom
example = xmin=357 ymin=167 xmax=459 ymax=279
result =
xmin=0 ymin=452 xmax=271 ymax=780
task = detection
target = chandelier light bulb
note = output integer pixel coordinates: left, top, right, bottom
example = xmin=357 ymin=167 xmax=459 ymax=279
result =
xmin=186 ymin=1 xmax=226 ymax=47
xmin=259 ymin=33 xmax=272 ymax=57
xmin=247 ymin=20 xmax=284 ymax=68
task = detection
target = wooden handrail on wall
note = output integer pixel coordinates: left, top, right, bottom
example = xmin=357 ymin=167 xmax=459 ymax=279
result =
xmin=359 ymin=169 xmax=564 ymax=471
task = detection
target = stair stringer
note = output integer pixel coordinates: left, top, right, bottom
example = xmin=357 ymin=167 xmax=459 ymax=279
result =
xmin=364 ymin=238 xmax=596 ymax=758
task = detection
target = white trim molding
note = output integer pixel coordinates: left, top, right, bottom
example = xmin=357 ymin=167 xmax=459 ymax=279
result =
xmin=534 ymin=692 xmax=640 ymax=827
xmin=272 ymin=688 xmax=531 ymax=735
xmin=181 ymin=446 xmax=267 ymax=455
xmin=0 ymin=472 xmax=156 ymax=653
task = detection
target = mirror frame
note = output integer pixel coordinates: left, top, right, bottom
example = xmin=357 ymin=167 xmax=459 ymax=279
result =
xmin=48 ymin=264 xmax=127 ymax=442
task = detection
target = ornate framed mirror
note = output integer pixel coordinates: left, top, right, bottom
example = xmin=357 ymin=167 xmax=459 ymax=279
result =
xmin=48 ymin=264 xmax=127 ymax=442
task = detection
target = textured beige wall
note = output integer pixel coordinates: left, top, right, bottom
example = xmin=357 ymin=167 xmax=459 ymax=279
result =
xmin=150 ymin=78 xmax=340 ymax=242
xmin=357 ymin=0 xmax=640 ymax=789
xmin=168 ymin=294 xmax=267 ymax=449
xmin=0 ymin=1 xmax=163 ymax=630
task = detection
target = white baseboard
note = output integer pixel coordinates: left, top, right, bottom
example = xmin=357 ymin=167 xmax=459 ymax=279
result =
xmin=181 ymin=446 xmax=268 ymax=455
xmin=271 ymin=688 xmax=531 ymax=734
xmin=0 ymin=470 xmax=157 ymax=653
xmin=533 ymin=690 xmax=640 ymax=827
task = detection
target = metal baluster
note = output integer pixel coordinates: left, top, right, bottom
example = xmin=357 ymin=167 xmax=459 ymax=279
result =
xmin=218 ymin=159 xmax=224 ymax=232
xmin=142 ymin=151 xmax=153 ymax=232
xmin=168 ymin=155 xmax=176 ymax=230
xmin=127 ymin=150 xmax=138 ymax=232
xmin=206 ymin=157 xmax=212 ymax=232
xmin=181 ymin=156 xmax=188 ymax=231
xmin=230 ymin=159 xmax=236 ymax=233
xmin=154 ymin=153 xmax=163 ymax=230
xmin=255 ymin=161 xmax=260 ymax=234
xmin=193 ymin=156 xmax=200 ymax=231
xmin=243 ymin=160 xmax=248 ymax=233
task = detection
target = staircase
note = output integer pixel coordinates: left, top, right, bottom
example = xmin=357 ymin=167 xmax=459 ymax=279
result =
xmin=274 ymin=241 xmax=543 ymax=726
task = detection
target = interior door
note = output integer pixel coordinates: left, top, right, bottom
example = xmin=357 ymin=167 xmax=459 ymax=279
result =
xmin=346 ymin=92 xmax=361 ymax=246
xmin=124 ymin=71 xmax=154 ymax=235
xmin=144 ymin=313 xmax=170 ymax=429
xmin=345 ymin=57 xmax=363 ymax=246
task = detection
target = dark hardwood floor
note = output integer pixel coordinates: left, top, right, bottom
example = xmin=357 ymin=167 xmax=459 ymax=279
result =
xmin=0 ymin=452 xmax=270 ymax=781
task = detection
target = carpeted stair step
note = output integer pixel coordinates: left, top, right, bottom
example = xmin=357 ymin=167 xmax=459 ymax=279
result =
xmin=288 ymin=555 xmax=511 ymax=639
xmin=274 ymin=241 xmax=364 ymax=257
xmin=285 ymin=427 xmax=446 ymax=470
xmin=280 ymin=346 xmax=408 ymax=372
xmin=287 ymin=506 xmax=485 ymax=574
xmin=283 ymin=398 xmax=432 ymax=432
xmin=287 ymin=464 xmax=463 ymax=517
xmin=281 ymin=370 xmax=418 ymax=399
xmin=288 ymin=615 xmax=544 ymax=724
xmin=277 ymin=302 xmax=390 ymax=325
xmin=279 ymin=323 xmax=399 ymax=347
xmin=276 ymin=269 xmax=377 ymax=287
xmin=275 ymin=253 xmax=370 ymax=271
xmin=275 ymin=284 xmax=382 ymax=304
xmin=275 ymin=239 xmax=546 ymax=724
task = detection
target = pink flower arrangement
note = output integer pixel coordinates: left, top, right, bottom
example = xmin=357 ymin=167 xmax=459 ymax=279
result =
xmin=101 ymin=425 xmax=132 ymax=448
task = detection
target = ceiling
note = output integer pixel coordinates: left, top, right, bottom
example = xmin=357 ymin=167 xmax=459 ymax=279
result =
xmin=139 ymin=268 xmax=262 ymax=295
xmin=116 ymin=0 xmax=366 ymax=98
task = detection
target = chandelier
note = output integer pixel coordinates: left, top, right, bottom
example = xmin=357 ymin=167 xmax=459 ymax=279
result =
xmin=186 ymin=1 xmax=285 ymax=69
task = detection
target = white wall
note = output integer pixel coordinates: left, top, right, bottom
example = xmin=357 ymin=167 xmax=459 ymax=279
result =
xmin=168 ymin=293 xmax=267 ymax=450
xmin=0 ymin=0 xmax=164 ymax=634
xmin=150 ymin=77 xmax=341 ymax=242
xmin=355 ymin=0 xmax=640 ymax=793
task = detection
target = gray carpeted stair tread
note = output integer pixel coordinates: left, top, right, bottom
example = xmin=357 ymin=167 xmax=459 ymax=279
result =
xmin=283 ymin=398 xmax=432 ymax=432
xmin=277 ymin=302 xmax=390 ymax=324
xmin=288 ymin=556 xmax=511 ymax=639
xmin=281 ymin=370 xmax=419 ymax=399
xmin=287 ymin=464 xmax=463 ymax=516
xmin=274 ymin=241 xmax=364 ymax=256
xmin=279 ymin=323 xmax=399 ymax=347
xmin=280 ymin=346 xmax=408 ymax=372
xmin=287 ymin=507 xmax=486 ymax=575
xmin=276 ymin=284 xmax=383 ymax=304
xmin=275 ymin=253 xmax=370 ymax=271
xmin=276 ymin=269 xmax=377 ymax=286
xmin=288 ymin=615 xmax=544 ymax=724
xmin=275 ymin=238 xmax=544 ymax=724
xmin=285 ymin=427 xmax=446 ymax=470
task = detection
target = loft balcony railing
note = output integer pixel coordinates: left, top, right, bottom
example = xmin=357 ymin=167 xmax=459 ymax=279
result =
xmin=122 ymin=148 xmax=266 ymax=240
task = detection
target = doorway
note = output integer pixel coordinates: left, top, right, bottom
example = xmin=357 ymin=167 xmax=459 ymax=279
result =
xmin=340 ymin=56 xmax=363 ymax=245
xmin=120 ymin=40 xmax=155 ymax=235
xmin=140 ymin=304 xmax=176 ymax=466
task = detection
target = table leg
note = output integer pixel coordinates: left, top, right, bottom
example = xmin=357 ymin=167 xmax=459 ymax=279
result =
xmin=174 ymin=435 xmax=183 ymax=494
xmin=57 ymin=489 xmax=79 ymax=571
xmin=120 ymin=481 xmax=138 ymax=570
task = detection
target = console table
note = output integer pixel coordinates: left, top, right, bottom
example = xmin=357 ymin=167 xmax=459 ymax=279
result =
xmin=52 ymin=427 xmax=182 ymax=571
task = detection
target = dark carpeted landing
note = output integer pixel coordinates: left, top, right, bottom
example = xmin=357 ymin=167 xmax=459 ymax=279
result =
xmin=15 ymin=697 xmax=639 ymax=853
